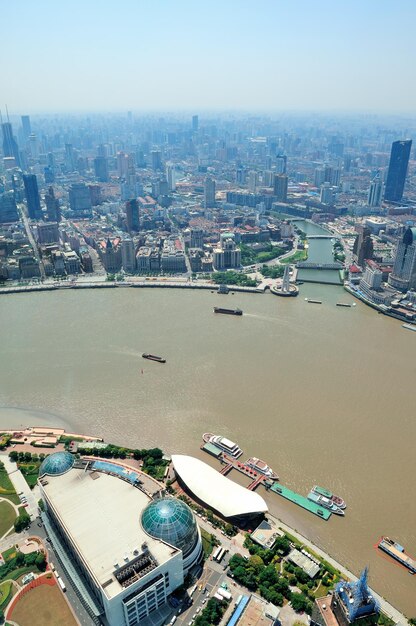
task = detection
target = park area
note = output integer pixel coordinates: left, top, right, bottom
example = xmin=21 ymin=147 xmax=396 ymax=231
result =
xmin=0 ymin=501 xmax=17 ymax=537
xmin=9 ymin=582 xmax=77 ymax=626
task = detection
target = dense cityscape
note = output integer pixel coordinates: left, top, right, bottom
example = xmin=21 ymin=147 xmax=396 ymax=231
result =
xmin=1 ymin=2 xmax=416 ymax=626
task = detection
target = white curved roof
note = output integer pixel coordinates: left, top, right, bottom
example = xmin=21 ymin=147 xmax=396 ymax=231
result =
xmin=172 ymin=455 xmax=268 ymax=518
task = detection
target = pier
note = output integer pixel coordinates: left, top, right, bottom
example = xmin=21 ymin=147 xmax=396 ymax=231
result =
xmin=267 ymin=482 xmax=331 ymax=520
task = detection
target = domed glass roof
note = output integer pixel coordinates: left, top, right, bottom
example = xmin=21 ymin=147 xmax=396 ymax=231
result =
xmin=141 ymin=497 xmax=199 ymax=558
xmin=39 ymin=451 xmax=75 ymax=477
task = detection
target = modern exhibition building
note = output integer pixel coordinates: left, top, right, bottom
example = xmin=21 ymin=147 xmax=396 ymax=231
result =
xmin=38 ymin=452 xmax=202 ymax=626
xmin=171 ymin=454 xmax=268 ymax=523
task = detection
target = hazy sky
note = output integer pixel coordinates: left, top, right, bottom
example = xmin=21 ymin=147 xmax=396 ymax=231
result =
xmin=2 ymin=0 xmax=415 ymax=114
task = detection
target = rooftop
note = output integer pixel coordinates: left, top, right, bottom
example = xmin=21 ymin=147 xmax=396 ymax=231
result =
xmin=172 ymin=455 xmax=268 ymax=518
xmin=41 ymin=467 xmax=177 ymax=599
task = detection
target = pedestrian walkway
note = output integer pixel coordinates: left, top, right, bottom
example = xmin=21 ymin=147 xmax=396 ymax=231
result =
xmin=0 ymin=454 xmax=38 ymax=520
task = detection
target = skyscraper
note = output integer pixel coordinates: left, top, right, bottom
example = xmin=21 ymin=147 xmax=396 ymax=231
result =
xmin=94 ymin=156 xmax=109 ymax=182
xmin=44 ymin=187 xmax=61 ymax=222
xmin=23 ymin=174 xmax=42 ymax=219
xmin=367 ymin=171 xmax=383 ymax=207
xmin=384 ymin=140 xmax=412 ymax=203
xmin=353 ymin=226 xmax=373 ymax=267
xmin=68 ymin=183 xmax=92 ymax=217
xmin=204 ymin=176 xmax=216 ymax=208
xmin=388 ymin=227 xmax=416 ymax=291
xmin=151 ymin=150 xmax=162 ymax=171
xmin=273 ymin=174 xmax=288 ymax=201
xmin=125 ymin=199 xmax=139 ymax=232
xmin=1 ymin=122 xmax=20 ymax=167
xmin=192 ymin=115 xmax=199 ymax=132
xmin=21 ymin=115 xmax=31 ymax=141
xmin=121 ymin=237 xmax=136 ymax=273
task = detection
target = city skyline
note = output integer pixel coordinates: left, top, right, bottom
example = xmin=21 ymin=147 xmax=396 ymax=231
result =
xmin=2 ymin=0 xmax=416 ymax=113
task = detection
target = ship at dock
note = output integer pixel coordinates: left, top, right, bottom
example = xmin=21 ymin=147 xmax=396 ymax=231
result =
xmin=213 ymin=307 xmax=243 ymax=316
xmin=311 ymin=485 xmax=346 ymax=509
xmin=142 ymin=353 xmax=166 ymax=363
xmin=202 ymin=434 xmax=243 ymax=458
xmin=378 ymin=537 xmax=416 ymax=574
xmin=307 ymin=490 xmax=345 ymax=515
xmin=246 ymin=457 xmax=278 ymax=479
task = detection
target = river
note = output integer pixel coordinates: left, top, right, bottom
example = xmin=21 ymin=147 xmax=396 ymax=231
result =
xmin=0 ymin=223 xmax=415 ymax=616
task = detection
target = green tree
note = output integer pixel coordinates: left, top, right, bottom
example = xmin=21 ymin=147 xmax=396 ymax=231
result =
xmin=35 ymin=552 xmax=46 ymax=571
xmin=14 ymin=512 xmax=31 ymax=532
xmin=291 ymin=592 xmax=312 ymax=614
xmin=9 ymin=450 xmax=18 ymax=462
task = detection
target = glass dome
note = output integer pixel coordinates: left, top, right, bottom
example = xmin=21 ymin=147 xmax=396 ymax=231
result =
xmin=39 ymin=451 xmax=75 ymax=477
xmin=141 ymin=497 xmax=199 ymax=557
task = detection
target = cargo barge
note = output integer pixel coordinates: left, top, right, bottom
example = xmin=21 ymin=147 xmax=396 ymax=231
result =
xmin=213 ymin=307 xmax=243 ymax=316
xmin=142 ymin=353 xmax=166 ymax=363
xmin=378 ymin=537 xmax=416 ymax=574
xmin=306 ymin=299 xmax=322 ymax=304
xmin=402 ymin=323 xmax=416 ymax=332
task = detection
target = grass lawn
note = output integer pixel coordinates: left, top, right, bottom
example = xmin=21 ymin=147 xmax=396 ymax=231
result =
xmin=0 ymin=501 xmax=16 ymax=537
xmin=0 ymin=580 xmax=16 ymax=612
xmin=1 ymin=547 xmax=17 ymax=562
xmin=11 ymin=582 xmax=78 ymax=626
xmin=0 ymin=470 xmax=15 ymax=492
xmin=280 ymin=249 xmax=308 ymax=264
xmin=200 ymin=528 xmax=217 ymax=558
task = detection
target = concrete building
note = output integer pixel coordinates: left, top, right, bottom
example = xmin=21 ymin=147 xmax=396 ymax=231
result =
xmin=204 ymin=177 xmax=216 ymax=208
xmin=37 ymin=222 xmax=59 ymax=244
xmin=151 ymin=150 xmax=162 ymax=171
xmin=388 ymin=227 xmax=416 ymax=291
xmin=0 ymin=191 xmax=18 ymax=223
xmin=126 ymin=199 xmax=140 ymax=232
xmin=213 ymin=233 xmax=241 ymax=270
xmin=121 ymin=237 xmax=136 ymax=273
xmin=44 ymin=187 xmax=61 ymax=222
xmin=273 ymin=174 xmax=288 ymax=202
xmin=101 ymin=238 xmax=122 ymax=273
xmin=160 ymin=239 xmax=186 ymax=273
xmin=190 ymin=228 xmax=204 ymax=249
xmin=353 ymin=226 xmax=373 ymax=267
xmin=367 ymin=171 xmax=383 ymax=207
xmin=69 ymin=183 xmax=92 ymax=218
xmin=63 ymin=250 xmax=81 ymax=275
xmin=38 ymin=452 xmax=202 ymax=626
xmin=94 ymin=156 xmax=109 ymax=182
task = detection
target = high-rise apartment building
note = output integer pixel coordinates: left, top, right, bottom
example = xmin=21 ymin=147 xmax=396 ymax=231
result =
xmin=192 ymin=115 xmax=199 ymax=132
xmin=388 ymin=227 xmax=416 ymax=291
xmin=384 ymin=140 xmax=412 ymax=202
xmin=204 ymin=177 xmax=216 ymax=208
xmin=273 ymin=174 xmax=288 ymax=202
xmin=151 ymin=150 xmax=162 ymax=171
xmin=23 ymin=174 xmax=42 ymax=219
xmin=367 ymin=171 xmax=383 ymax=207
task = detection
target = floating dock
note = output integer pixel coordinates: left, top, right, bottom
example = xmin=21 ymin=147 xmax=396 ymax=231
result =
xmin=201 ymin=442 xmax=223 ymax=459
xmin=268 ymin=482 xmax=331 ymax=520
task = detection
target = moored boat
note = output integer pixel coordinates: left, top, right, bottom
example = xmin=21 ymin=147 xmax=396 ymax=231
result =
xmin=246 ymin=457 xmax=278 ymax=479
xmin=312 ymin=485 xmax=346 ymax=509
xmin=378 ymin=537 xmax=416 ymax=574
xmin=307 ymin=491 xmax=345 ymax=515
xmin=402 ymin=323 xmax=416 ymax=332
xmin=202 ymin=433 xmax=243 ymax=458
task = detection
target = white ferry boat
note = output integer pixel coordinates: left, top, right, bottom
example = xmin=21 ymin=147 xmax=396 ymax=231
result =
xmin=246 ymin=457 xmax=278 ymax=479
xmin=307 ymin=491 xmax=345 ymax=516
xmin=202 ymin=433 xmax=243 ymax=458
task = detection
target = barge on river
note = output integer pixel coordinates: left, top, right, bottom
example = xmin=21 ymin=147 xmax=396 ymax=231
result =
xmin=213 ymin=307 xmax=243 ymax=316
xmin=378 ymin=537 xmax=416 ymax=574
xmin=142 ymin=353 xmax=166 ymax=363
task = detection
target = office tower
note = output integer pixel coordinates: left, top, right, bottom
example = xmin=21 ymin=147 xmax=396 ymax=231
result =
xmin=121 ymin=237 xmax=136 ymax=273
xmin=388 ymin=227 xmax=416 ymax=291
xmin=166 ymin=164 xmax=177 ymax=191
xmin=29 ymin=133 xmax=40 ymax=159
xmin=44 ymin=187 xmax=61 ymax=222
xmin=367 ymin=171 xmax=383 ymax=207
xmin=190 ymin=229 xmax=204 ymax=249
xmin=68 ymin=183 xmax=92 ymax=217
xmin=320 ymin=182 xmax=335 ymax=205
xmin=275 ymin=155 xmax=287 ymax=174
xmin=23 ymin=174 xmax=42 ymax=219
xmin=94 ymin=156 xmax=109 ymax=182
xmin=37 ymin=222 xmax=59 ymax=244
xmin=88 ymin=184 xmax=102 ymax=206
xmin=248 ymin=170 xmax=258 ymax=192
xmin=21 ymin=115 xmax=31 ymax=141
xmin=213 ymin=233 xmax=241 ymax=269
xmin=192 ymin=115 xmax=199 ymax=132
xmin=353 ymin=226 xmax=373 ymax=267
xmin=65 ymin=143 xmax=76 ymax=171
xmin=151 ymin=150 xmax=162 ymax=171
xmin=1 ymin=122 xmax=20 ymax=167
xmin=384 ymin=140 xmax=412 ymax=202
xmin=273 ymin=174 xmax=288 ymax=201
xmin=0 ymin=191 xmax=19 ymax=223
xmin=117 ymin=151 xmax=130 ymax=178
xmin=44 ymin=166 xmax=55 ymax=184
xmin=204 ymin=176 xmax=216 ymax=208
xmin=314 ymin=167 xmax=326 ymax=187
xmin=125 ymin=199 xmax=139 ymax=232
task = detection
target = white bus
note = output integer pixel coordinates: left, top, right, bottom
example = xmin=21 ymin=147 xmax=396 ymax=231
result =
xmin=212 ymin=547 xmax=222 ymax=561
xmin=169 ymin=617 xmax=177 ymax=625
xmin=189 ymin=584 xmax=197 ymax=597
xmin=57 ymin=577 xmax=66 ymax=592
xmin=215 ymin=548 xmax=226 ymax=563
